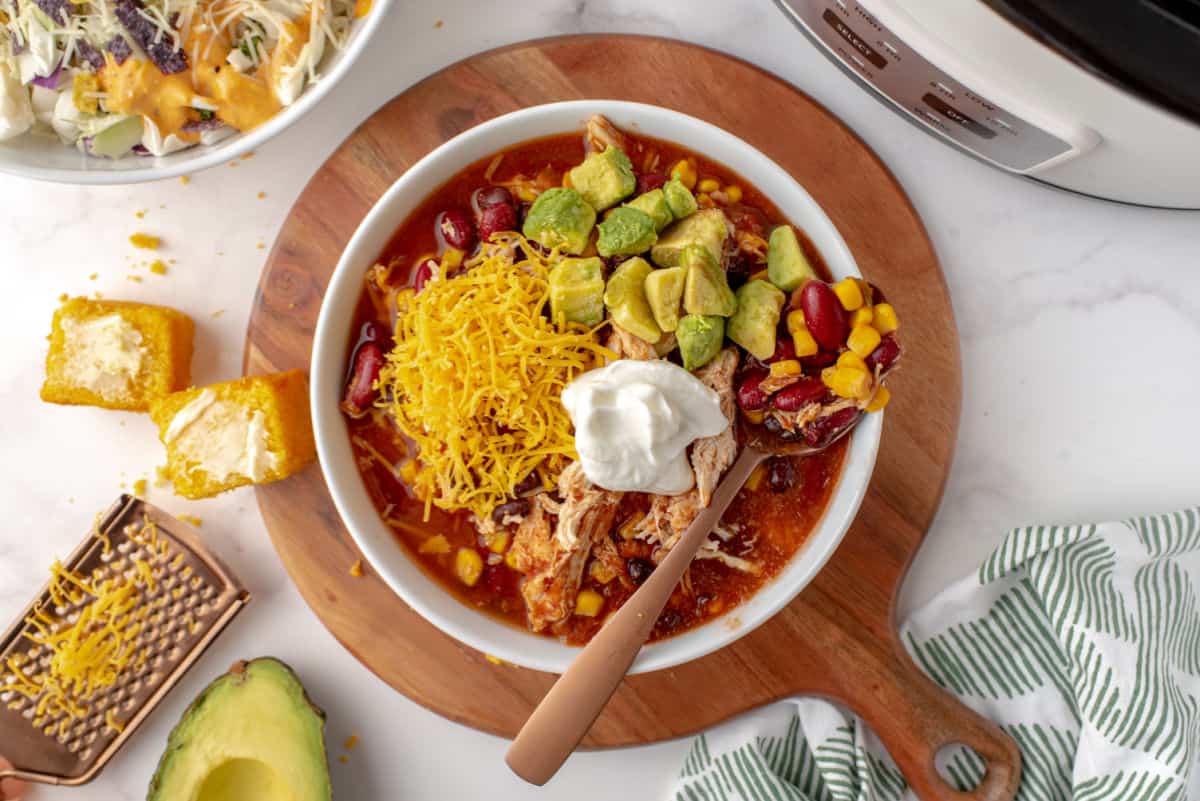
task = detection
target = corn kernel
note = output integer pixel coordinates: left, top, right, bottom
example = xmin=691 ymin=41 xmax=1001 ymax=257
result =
xmin=696 ymin=193 xmax=714 ymax=208
xmin=848 ymin=324 xmax=882 ymax=358
xmin=744 ymin=463 xmax=767 ymax=492
xmin=504 ymin=549 xmax=521 ymax=569
xmin=589 ymin=560 xmax=617 ymax=584
xmin=454 ymin=548 xmax=484 ymax=587
xmin=832 ymin=278 xmax=864 ymax=311
xmin=515 ymin=185 xmax=538 ymax=203
xmin=769 ymin=359 xmax=802 ymax=378
xmin=561 ymin=172 xmax=574 ymax=188
xmin=419 ymin=535 xmax=451 ymax=555
xmin=698 ymin=178 xmax=720 ymax=194
xmin=866 ymin=385 xmax=891 ymax=412
xmin=575 ymin=589 xmax=605 ymax=617
xmin=849 ymin=306 xmax=874 ymax=328
xmin=837 ymin=351 xmax=868 ymax=373
xmin=670 ymin=159 xmax=698 ymax=190
xmin=750 ymin=268 xmax=770 ymax=283
xmin=873 ymin=303 xmax=899 ymax=335
xmin=487 ymin=530 xmax=511 ymax=554
xmin=724 ymin=185 xmax=743 ymax=203
xmin=741 ymin=408 xmax=765 ymax=425
xmin=399 ymin=460 xmax=419 ymax=484
xmin=792 ymin=329 xmax=820 ymax=357
xmin=825 ymin=366 xmax=872 ymax=399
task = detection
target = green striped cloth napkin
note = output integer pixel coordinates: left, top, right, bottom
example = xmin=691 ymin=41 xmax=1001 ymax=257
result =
xmin=673 ymin=508 xmax=1200 ymax=801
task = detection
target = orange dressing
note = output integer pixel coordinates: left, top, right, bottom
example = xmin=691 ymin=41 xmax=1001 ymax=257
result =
xmin=100 ymin=2 xmax=315 ymax=139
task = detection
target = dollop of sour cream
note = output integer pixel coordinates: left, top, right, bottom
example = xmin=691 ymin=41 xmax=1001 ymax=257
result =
xmin=561 ymin=359 xmax=729 ymax=494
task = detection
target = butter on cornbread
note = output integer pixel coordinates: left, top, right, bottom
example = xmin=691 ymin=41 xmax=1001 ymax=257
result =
xmin=41 ymin=297 xmax=194 ymax=411
xmin=149 ymin=370 xmax=315 ymax=499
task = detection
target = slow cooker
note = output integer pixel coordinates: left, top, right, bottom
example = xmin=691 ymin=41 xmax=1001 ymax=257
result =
xmin=777 ymin=0 xmax=1200 ymax=209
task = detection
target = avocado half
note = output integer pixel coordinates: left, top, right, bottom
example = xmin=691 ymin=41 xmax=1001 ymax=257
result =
xmin=147 ymin=657 xmax=332 ymax=801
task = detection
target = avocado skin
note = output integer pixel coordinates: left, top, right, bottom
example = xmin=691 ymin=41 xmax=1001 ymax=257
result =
xmin=146 ymin=657 xmax=331 ymax=801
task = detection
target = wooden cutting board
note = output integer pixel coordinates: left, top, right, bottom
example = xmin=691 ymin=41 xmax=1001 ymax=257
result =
xmin=244 ymin=35 xmax=1019 ymax=800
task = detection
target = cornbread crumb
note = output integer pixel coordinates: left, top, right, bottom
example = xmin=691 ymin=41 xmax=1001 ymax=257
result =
xmin=255 ymin=243 xmax=265 ymax=250
xmin=178 ymin=514 xmax=202 ymax=527
xmin=135 ymin=210 xmax=145 ymax=219
xmin=129 ymin=233 xmax=160 ymax=250
xmin=149 ymin=370 xmax=315 ymax=499
xmin=338 ymin=756 xmax=348 ymax=764
xmin=242 ymin=151 xmax=255 ymax=159
xmin=349 ymin=560 xmax=363 ymax=577
xmin=179 ymin=175 xmax=190 ymax=186
xmin=89 ymin=272 xmax=98 ymax=280
xmin=149 ymin=260 xmax=167 ymax=275
xmin=127 ymin=275 xmax=143 ymax=283
xmin=211 ymin=309 xmax=225 ymax=318
xmin=344 ymin=735 xmax=359 ymax=750
xmin=257 ymin=191 xmax=266 ymax=199
xmin=42 ymin=297 xmax=194 ymax=411
xmin=435 ymin=19 xmax=443 ymax=28
xmin=93 ymin=291 xmax=104 ymax=299
xmin=132 ymin=478 xmax=147 ymax=496
xmin=58 ymin=292 xmax=68 ymax=302
xmin=154 ymin=465 xmax=170 ymax=487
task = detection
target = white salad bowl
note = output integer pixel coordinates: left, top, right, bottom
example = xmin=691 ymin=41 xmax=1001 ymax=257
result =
xmin=311 ymin=100 xmax=882 ymax=675
xmin=0 ymin=0 xmax=391 ymax=185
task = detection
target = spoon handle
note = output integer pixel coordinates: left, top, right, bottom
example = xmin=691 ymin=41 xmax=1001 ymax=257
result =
xmin=506 ymin=447 xmax=766 ymax=785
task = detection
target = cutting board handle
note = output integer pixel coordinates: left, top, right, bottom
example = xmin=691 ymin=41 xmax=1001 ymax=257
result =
xmin=849 ymin=637 xmax=1021 ymax=801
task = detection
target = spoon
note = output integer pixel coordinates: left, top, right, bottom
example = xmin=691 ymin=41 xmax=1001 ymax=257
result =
xmin=505 ymin=413 xmax=863 ymax=785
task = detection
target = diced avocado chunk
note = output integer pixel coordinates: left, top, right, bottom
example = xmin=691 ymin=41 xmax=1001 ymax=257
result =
xmin=727 ymin=280 xmax=786 ymax=360
xmin=625 ymin=189 xmax=673 ymax=231
xmin=650 ymin=208 xmax=730 ymax=268
xmin=548 ymin=257 xmax=605 ymax=328
xmin=90 ymin=116 xmax=144 ymax=159
xmin=603 ymin=256 xmax=661 ymax=344
xmin=147 ymin=658 xmax=331 ymax=801
xmin=596 ymin=207 xmax=658 ymax=257
xmin=766 ymin=225 xmax=817 ymax=291
xmin=682 ymin=245 xmax=737 ymax=317
xmin=521 ymin=188 xmax=596 ymax=255
xmin=568 ymin=146 xmax=637 ymax=211
xmin=644 ymin=266 xmax=685 ymax=333
xmin=677 ymin=315 xmax=725 ymax=371
xmin=663 ymin=178 xmax=698 ymax=220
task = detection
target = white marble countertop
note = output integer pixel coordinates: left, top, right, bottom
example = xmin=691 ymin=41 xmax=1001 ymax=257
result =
xmin=3 ymin=1 xmax=1198 ymax=799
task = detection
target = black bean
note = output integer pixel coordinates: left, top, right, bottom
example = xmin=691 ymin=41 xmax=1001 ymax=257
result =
xmin=513 ymin=471 xmax=541 ymax=496
xmin=627 ymin=557 xmax=655 ymax=584
xmin=767 ymin=457 xmax=795 ymax=493
xmin=656 ymin=609 xmax=682 ymax=632
xmin=491 ymin=498 xmax=530 ymax=523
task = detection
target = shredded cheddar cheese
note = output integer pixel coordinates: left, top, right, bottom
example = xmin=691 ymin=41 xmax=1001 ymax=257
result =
xmin=376 ymin=234 xmax=613 ymax=521
xmin=0 ymin=519 xmax=167 ymax=726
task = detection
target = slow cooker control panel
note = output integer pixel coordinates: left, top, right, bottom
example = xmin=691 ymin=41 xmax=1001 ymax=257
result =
xmin=777 ymin=0 xmax=1077 ymax=172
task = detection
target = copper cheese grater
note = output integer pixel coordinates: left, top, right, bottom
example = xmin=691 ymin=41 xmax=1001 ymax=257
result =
xmin=0 ymin=495 xmax=250 ymax=786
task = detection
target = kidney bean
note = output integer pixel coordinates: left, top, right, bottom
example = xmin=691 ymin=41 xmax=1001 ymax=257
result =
xmin=513 ymin=471 xmax=542 ymax=496
xmin=478 ymin=202 xmax=518 ymax=243
xmin=636 ymin=172 xmax=668 ymax=194
xmin=473 ymin=186 xmax=513 ymax=211
xmin=767 ymin=337 xmax=796 ymax=363
xmin=413 ymin=258 xmax=437 ymax=292
xmin=799 ymin=280 xmax=848 ymax=351
xmin=492 ymin=497 xmax=531 ymax=524
xmin=342 ymin=341 xmax=384 ymax=416
xmin=766 ymin=457 xmax=795 ymax=493
xmin=627 ymin=557 xmax=655 ymax=585
xmin=436 ymin=208 xmax=476 ymax=251
xmin=865 ymin=334 xmax=901 ymax=374
xmin=799 ymin=350 xmax=837 ymax=369
xmin=736 ymin=369 xmax=770 ymax=411
xmin=772 ymin=377 xmax=828 ymax=411
xmin=803 ymin=407 xmax=861 ymax=448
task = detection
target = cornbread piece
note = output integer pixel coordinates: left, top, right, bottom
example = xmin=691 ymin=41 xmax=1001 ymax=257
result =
xmin=149 ymin=370 xmax=315 ymax=499
xmin=41 ymin=297 xmax=194 ymax=411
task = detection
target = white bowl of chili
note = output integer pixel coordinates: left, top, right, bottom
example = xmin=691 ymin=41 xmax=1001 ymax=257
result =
xmin=311 ymin=100 xmax=883 ymax=675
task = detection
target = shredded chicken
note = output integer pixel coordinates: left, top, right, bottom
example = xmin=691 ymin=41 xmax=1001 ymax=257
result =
xmin=690 ymin=348 xmax=739 ymax=508
xmin=586 ymin=114 xmax=632 ymax=154
xmin=773 ymin=396 xmax=860 ymax=432
xmin=735 ymin=229 xmax=769 ymax=263
xmin=605 ymin=324 xmax=657 ymax=361
xmin=758 ymin=371 xmax=801 ymax=395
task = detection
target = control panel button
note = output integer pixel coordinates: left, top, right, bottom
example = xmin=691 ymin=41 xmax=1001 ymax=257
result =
xmin=922 ymin=93 xmax=996 ymax=140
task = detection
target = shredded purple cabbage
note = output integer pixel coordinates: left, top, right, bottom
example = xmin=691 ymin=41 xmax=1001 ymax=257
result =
xmin=75 ymin=39 xmax=105 ymax=70
xmin=180 ymin=117 xmax=225 ymax=133
xmin=131 ymin=144 xmax=151 ymax=155
xmin=9 ymin=31 xmax=25 ymax=56
xmin=32 ymin=0 xmax=70 ymax=24
xmin=107 ymin=35 xmax=132 ymax=65
xmin=113 ymin=0 xmax=188 ymax=74
xmin=30 ymin=64 xmax=63 ymax=88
